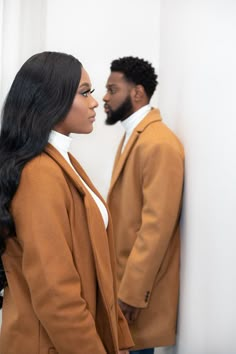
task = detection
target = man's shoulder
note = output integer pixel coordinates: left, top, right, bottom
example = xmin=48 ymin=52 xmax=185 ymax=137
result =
xmin=135 ymin=107 xmax=161 ymax=132
xmin=136 ymin=110 xmax=184 ymax=155
xmin=139 ymin=112 xmax=180 ymax=141
xmin=136 ymin=108 xmax=177 ymax=136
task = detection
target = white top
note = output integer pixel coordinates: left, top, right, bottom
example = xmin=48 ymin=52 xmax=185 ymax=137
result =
xmin=48 ymin=130 xmax=108 ymax=229
xmin=121 ymin=104 xmax=152 ymax=152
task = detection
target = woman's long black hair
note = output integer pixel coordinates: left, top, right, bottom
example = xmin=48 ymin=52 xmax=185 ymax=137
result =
xmin=0 ymin=51 xmax=82 ymax=306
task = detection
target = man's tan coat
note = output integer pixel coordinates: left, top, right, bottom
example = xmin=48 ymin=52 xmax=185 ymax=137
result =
xmin=107 ymin=109 xmax=184 ymax=350
xmin=0 ymin=145 xmax=133 ymax=354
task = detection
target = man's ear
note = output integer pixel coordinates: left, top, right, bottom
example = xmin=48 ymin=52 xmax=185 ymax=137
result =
xmin=133 ymin=85 xmax=145 ymax=102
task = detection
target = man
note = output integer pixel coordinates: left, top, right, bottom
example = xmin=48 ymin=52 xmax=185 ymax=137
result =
xmin=103 ymin=56 xmax=184 ymax=354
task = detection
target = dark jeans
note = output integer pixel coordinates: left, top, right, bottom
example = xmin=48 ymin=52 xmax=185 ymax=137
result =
xmin=130 ymin=349 xmax=154 ymax=354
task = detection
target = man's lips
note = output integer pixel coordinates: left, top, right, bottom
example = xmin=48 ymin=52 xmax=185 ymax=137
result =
xmin=104 ymin=104 xmax=110 ymax=113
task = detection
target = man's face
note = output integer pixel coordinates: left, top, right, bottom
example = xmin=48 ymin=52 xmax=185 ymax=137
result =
xmin=103 ymin=72 xmax=134 ymax=125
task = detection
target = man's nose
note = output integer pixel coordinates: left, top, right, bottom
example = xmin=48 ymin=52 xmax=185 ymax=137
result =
xmin=103 ymin=92 xmax=109 ymax=102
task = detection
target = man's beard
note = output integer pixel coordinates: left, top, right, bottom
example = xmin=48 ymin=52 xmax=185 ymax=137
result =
xmin=105 ymin=96 xmax=133 ymax=125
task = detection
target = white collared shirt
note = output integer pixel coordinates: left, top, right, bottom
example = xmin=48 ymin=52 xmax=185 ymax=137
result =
xmin=48 ymin=130 xmax=108 ymax=229
xmin=121 ymin=104 xmax=152 ymax=153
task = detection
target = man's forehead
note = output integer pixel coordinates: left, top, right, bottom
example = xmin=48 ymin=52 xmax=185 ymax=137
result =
xmin=107 ymin=72 xmax=126 ymax=85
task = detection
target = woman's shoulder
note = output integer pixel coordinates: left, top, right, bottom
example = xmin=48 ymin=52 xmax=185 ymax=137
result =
xmin=12 ymin=152 xmax=71 ymax=217
xmin=21 ymin=152 xmax=66 ymax=186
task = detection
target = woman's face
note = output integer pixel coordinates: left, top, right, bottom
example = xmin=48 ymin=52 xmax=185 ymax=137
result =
xmin=54 ymin=68 xmax=98 ymax=136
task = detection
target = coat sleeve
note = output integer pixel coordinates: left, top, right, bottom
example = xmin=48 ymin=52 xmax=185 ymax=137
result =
xmin=118 ymin=142 xmax=184 ymax=308
xmin=12 ymin=157 xmax=107 ymax=354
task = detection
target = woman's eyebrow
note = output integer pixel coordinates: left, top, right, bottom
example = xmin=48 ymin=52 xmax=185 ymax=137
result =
xmin=79 ymin=82 xmax=91 ymax=89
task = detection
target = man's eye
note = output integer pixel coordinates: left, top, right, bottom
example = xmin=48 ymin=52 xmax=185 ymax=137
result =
xmin=81 ymin=88 xmax=95 ymax=97
xmin=108 ymin=88 xmax=117 ymax=95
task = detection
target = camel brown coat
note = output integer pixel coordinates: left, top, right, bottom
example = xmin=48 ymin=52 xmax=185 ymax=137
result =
xmin=0 ymin=144 xmax=133 ymax=354
xmin=107 ymin=108 xmax=184 ymax=350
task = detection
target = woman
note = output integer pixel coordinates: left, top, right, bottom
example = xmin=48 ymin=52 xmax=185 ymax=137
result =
xmin=0 ymin=51 xmax=133 ymax=354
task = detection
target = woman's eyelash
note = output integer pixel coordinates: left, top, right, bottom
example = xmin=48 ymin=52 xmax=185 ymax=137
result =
xmin=81 ymin=88 xmax=95 ymax=97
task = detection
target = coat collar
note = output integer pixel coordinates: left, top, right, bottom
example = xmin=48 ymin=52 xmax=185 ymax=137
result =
xmin=45 ymin=143 xmax=106 ymax=205
xmin=108 ymin=108 xmax=162 ymax=195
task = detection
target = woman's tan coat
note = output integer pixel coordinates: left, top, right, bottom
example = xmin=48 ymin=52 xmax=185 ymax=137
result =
xmin=107 ymin=109 xmax=184 ymax=350
xmin=0 ymin=144 xmax=133 ymax=354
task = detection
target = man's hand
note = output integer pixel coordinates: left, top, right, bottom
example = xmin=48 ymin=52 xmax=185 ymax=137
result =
xmin=118 ymin=299 xmax=140 ymax=324
xmin=118 ymin=351 xmax=129 ymax=354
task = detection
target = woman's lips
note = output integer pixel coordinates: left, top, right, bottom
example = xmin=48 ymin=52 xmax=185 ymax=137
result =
xmin=89 ymin=116 xmax=96 ymax=122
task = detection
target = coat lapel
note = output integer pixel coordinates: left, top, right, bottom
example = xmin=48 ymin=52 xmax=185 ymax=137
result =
xmin=45 ymin=144 xmax=86 ymax=196
xmin=45 ymin=144 xmax=106 ymax=204
xmin=109 ymin=131 xmax=139 ymax=193
xmin=109 ymin=108 xmax=162 ymax=195
xmin=112 ymin=134 xmax=125 ymax=172
xmin=45 ymin=144 xmax=115 ymax=301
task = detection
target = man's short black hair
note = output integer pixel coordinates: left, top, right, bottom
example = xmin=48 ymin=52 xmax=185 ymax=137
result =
xmin=110 ymin=56 xmax=158 ymax=99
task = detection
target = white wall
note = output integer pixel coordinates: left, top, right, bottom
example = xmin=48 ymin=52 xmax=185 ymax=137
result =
xmin=0 ymin=0 xmax=46 ymax=107
xmin=44 ymin=0 xmax=160 ymax=197
xmin=159 ymin=1 xmax=236 ymax=353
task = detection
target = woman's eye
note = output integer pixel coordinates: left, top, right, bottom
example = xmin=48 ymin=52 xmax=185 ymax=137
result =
xmin=81 ymin=88 xmax=95 ymax=97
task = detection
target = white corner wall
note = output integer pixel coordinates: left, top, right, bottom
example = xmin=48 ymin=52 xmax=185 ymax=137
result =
xmin=159 ymin=1 xmax=236 ymax=353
